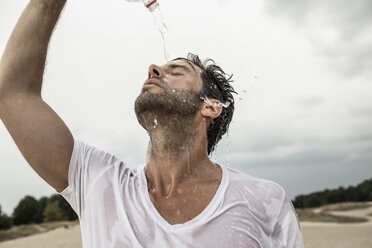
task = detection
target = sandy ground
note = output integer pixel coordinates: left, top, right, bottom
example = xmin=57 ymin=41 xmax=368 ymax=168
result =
xmin=1 ymin=204 xmax=371 ymax=248
xmin=302 ymin=203 xmax=372 ymax=248
xmin=0 ymin=225 xmax=82 ymax=248
xmin=302 ymin=221 xmax=372 ymax=248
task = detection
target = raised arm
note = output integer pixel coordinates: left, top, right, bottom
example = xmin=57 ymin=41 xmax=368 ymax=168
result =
xmin=0 ymin=0 xmax=73 ymax=192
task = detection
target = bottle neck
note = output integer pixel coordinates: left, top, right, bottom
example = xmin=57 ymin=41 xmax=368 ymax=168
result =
xmin=144 ymin=0 xmax=159 ymax=11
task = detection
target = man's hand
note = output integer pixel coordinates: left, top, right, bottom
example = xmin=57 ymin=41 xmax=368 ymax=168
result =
xmin=0 ymin=0 xmax=73 ymax=192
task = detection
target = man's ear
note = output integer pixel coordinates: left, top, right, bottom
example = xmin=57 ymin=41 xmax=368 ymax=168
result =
xmin=201 ymin=98 xmax=223 ymax=119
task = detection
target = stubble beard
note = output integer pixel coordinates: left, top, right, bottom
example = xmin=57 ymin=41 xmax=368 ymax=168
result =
xmin=134 ymin=87 xmax=203 ymax=156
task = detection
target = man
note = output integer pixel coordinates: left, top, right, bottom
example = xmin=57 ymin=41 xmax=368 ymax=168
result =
xmin=0 ymin=0 xmax=304 ymax=247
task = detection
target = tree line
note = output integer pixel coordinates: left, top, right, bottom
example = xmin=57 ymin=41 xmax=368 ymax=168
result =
xmin=2 ymin=178 xmax=371 ymax=229
xmin=0 ymin=194 xmax=77 ymax=230
xmin=292 ymin=178 xmax=372 ymax=208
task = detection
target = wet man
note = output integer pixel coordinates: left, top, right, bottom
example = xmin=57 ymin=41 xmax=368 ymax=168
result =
xmin=0 ymin=0 xmax=304 ymax=247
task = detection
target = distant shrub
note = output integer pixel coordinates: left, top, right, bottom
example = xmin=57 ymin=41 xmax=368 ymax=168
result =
xmin=47 ymin=194 xmax=77 ymax=221
xmin=293 ymin=178 xmax=372 ymax=208
xmin=43 ymin=201 xmax=66 ymax=222
xmin=12 ymin=196 xmax=39 ymax=225
xmin=306 ymin=194 xmax=322 ymax=207
xmin=0 ymin=205 xmax=12 ymax=230
xmin=34 ymin=196 xmax=48 ymax=224
xmin=9 ymin=194 xmax=77 ymax=226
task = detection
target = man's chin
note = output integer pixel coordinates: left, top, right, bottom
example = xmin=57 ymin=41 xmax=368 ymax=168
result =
xmin=141 ymin=85 xmax=164 ymax=94
xmin=135 ymin=88 xmax=202 ymax=119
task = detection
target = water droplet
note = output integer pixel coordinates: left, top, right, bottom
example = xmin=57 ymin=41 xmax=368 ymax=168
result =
xmin=154 ymin=119 xmax=158 ymax=125
xmin=183 ymin=99 xmax=186 ymax=103
xmin=200 ymin=95 xmax=230 ymax=108
xmin=172 ymin=89 xmax=176 ymax=93
xmin=176 ymin=210 xmax=180 ymax=215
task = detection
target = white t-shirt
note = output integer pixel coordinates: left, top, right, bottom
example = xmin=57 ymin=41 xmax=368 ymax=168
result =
xmin=60 ymin=139 xmax=304 ymax=248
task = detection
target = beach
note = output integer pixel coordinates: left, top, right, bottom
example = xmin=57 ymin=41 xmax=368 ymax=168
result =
xmin=1 ymin=202 xmax=371 ymax=248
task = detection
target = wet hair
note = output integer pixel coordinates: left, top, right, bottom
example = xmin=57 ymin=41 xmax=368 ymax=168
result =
xmin=173 ymin=53 xmax=236 ymax=155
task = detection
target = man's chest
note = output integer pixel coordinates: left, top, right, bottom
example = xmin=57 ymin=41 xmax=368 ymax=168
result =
xmin=148 ymin=182 xmax=220 ymax=225
xmin=82 ymin=180 xmax=271 ymax=248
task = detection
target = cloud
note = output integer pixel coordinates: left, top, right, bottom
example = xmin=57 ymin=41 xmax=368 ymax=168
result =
xmin=349 ymin=106 xmax=372 ymax=118
xmin=228 ymin=132 xmax=372 ymax=199
xmin=263 ymin=0 xmax=372 ymax=79
xmin=232 ymin=148 xmax=346 ymax=169
xmin=296 ymin=96 xmax=324 ymax=107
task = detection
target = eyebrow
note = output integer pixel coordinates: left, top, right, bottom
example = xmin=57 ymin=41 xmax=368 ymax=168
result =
xmin=167 ymin=64 xmax=191 ymax=72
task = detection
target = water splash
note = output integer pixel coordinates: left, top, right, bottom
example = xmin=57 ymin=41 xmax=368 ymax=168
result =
xmin=226 ymin=130 xmax=231 ymax=167
xmin=153 ymin=118 xmax=158 ymax=129
xmin=200 ymin=96 xmax=231 ymax=108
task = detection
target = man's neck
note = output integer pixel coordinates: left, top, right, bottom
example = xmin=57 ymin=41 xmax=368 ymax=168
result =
xmin=144 ymin=125 xmax=220 ymax=199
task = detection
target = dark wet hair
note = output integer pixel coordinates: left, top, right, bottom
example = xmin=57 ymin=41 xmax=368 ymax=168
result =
xmin=173 ymin=53 xmax=236 ymax=155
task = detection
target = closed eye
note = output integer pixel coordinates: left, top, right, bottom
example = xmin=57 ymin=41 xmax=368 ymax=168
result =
xmin=166 ymin=64 xmax=190 ymax=76
xmin=171 ymin=72 xmax=183 ymax=76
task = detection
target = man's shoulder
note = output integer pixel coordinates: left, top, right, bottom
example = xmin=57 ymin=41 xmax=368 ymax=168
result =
xmin=223 ymin=165 xmax=285 ymax=204
xmin=72 ymin=139 xmax=129 ymax=179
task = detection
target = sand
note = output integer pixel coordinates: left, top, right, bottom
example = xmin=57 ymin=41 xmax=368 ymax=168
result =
xmin=302 ymin=221 xmax=372 ymax=248
xmin=1 ymin=203 xmax=371 ymax=248
xmin=302 ymin=203 xmax=372 ymax=248
xmin=0 ymin=225 xmax=82 ymax=248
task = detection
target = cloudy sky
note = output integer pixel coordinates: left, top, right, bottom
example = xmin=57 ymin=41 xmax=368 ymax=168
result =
xmin=1 ymin=0 xmax=371 ymax=214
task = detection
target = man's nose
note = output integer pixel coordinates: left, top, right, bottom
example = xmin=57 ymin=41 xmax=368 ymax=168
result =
xmin=148 ymin=64 xmax=164 ymax=79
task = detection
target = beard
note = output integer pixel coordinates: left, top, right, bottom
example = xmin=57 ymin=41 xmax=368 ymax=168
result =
xmin=134 ymin=87 xmax=202 ymax=132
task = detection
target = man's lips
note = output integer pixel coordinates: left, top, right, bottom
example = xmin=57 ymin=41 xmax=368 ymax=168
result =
xmin=143 ymin=78 xmax=162 ymax=88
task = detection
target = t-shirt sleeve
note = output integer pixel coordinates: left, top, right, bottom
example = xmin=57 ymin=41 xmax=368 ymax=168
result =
xmin=271 ymin=194 xmax=305 ymax=248
xmin=58 ymin=138 xmax=117 ymax=219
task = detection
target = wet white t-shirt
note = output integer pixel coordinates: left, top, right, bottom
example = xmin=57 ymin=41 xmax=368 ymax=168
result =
xmin=60 ymin=139 xmax=304 ymax=248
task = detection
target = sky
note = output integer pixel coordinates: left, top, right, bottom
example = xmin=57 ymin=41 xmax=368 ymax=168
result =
xmin=0 ymin=0 xmax=371 ymax=215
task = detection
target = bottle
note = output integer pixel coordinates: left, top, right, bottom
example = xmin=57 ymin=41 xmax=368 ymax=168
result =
xmin=125 ymin=0 xmax=159 ymax=11
xmin=144 ymin=0 xmax=160 ymax=12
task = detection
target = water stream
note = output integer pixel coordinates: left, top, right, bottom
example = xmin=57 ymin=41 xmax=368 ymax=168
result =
xmin=125 ymin=0 xmax=171 ymax=61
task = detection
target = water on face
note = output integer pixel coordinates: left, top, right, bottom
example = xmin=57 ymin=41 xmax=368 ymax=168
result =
xmin=153 ymin=118 xmax=158 ymax=129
